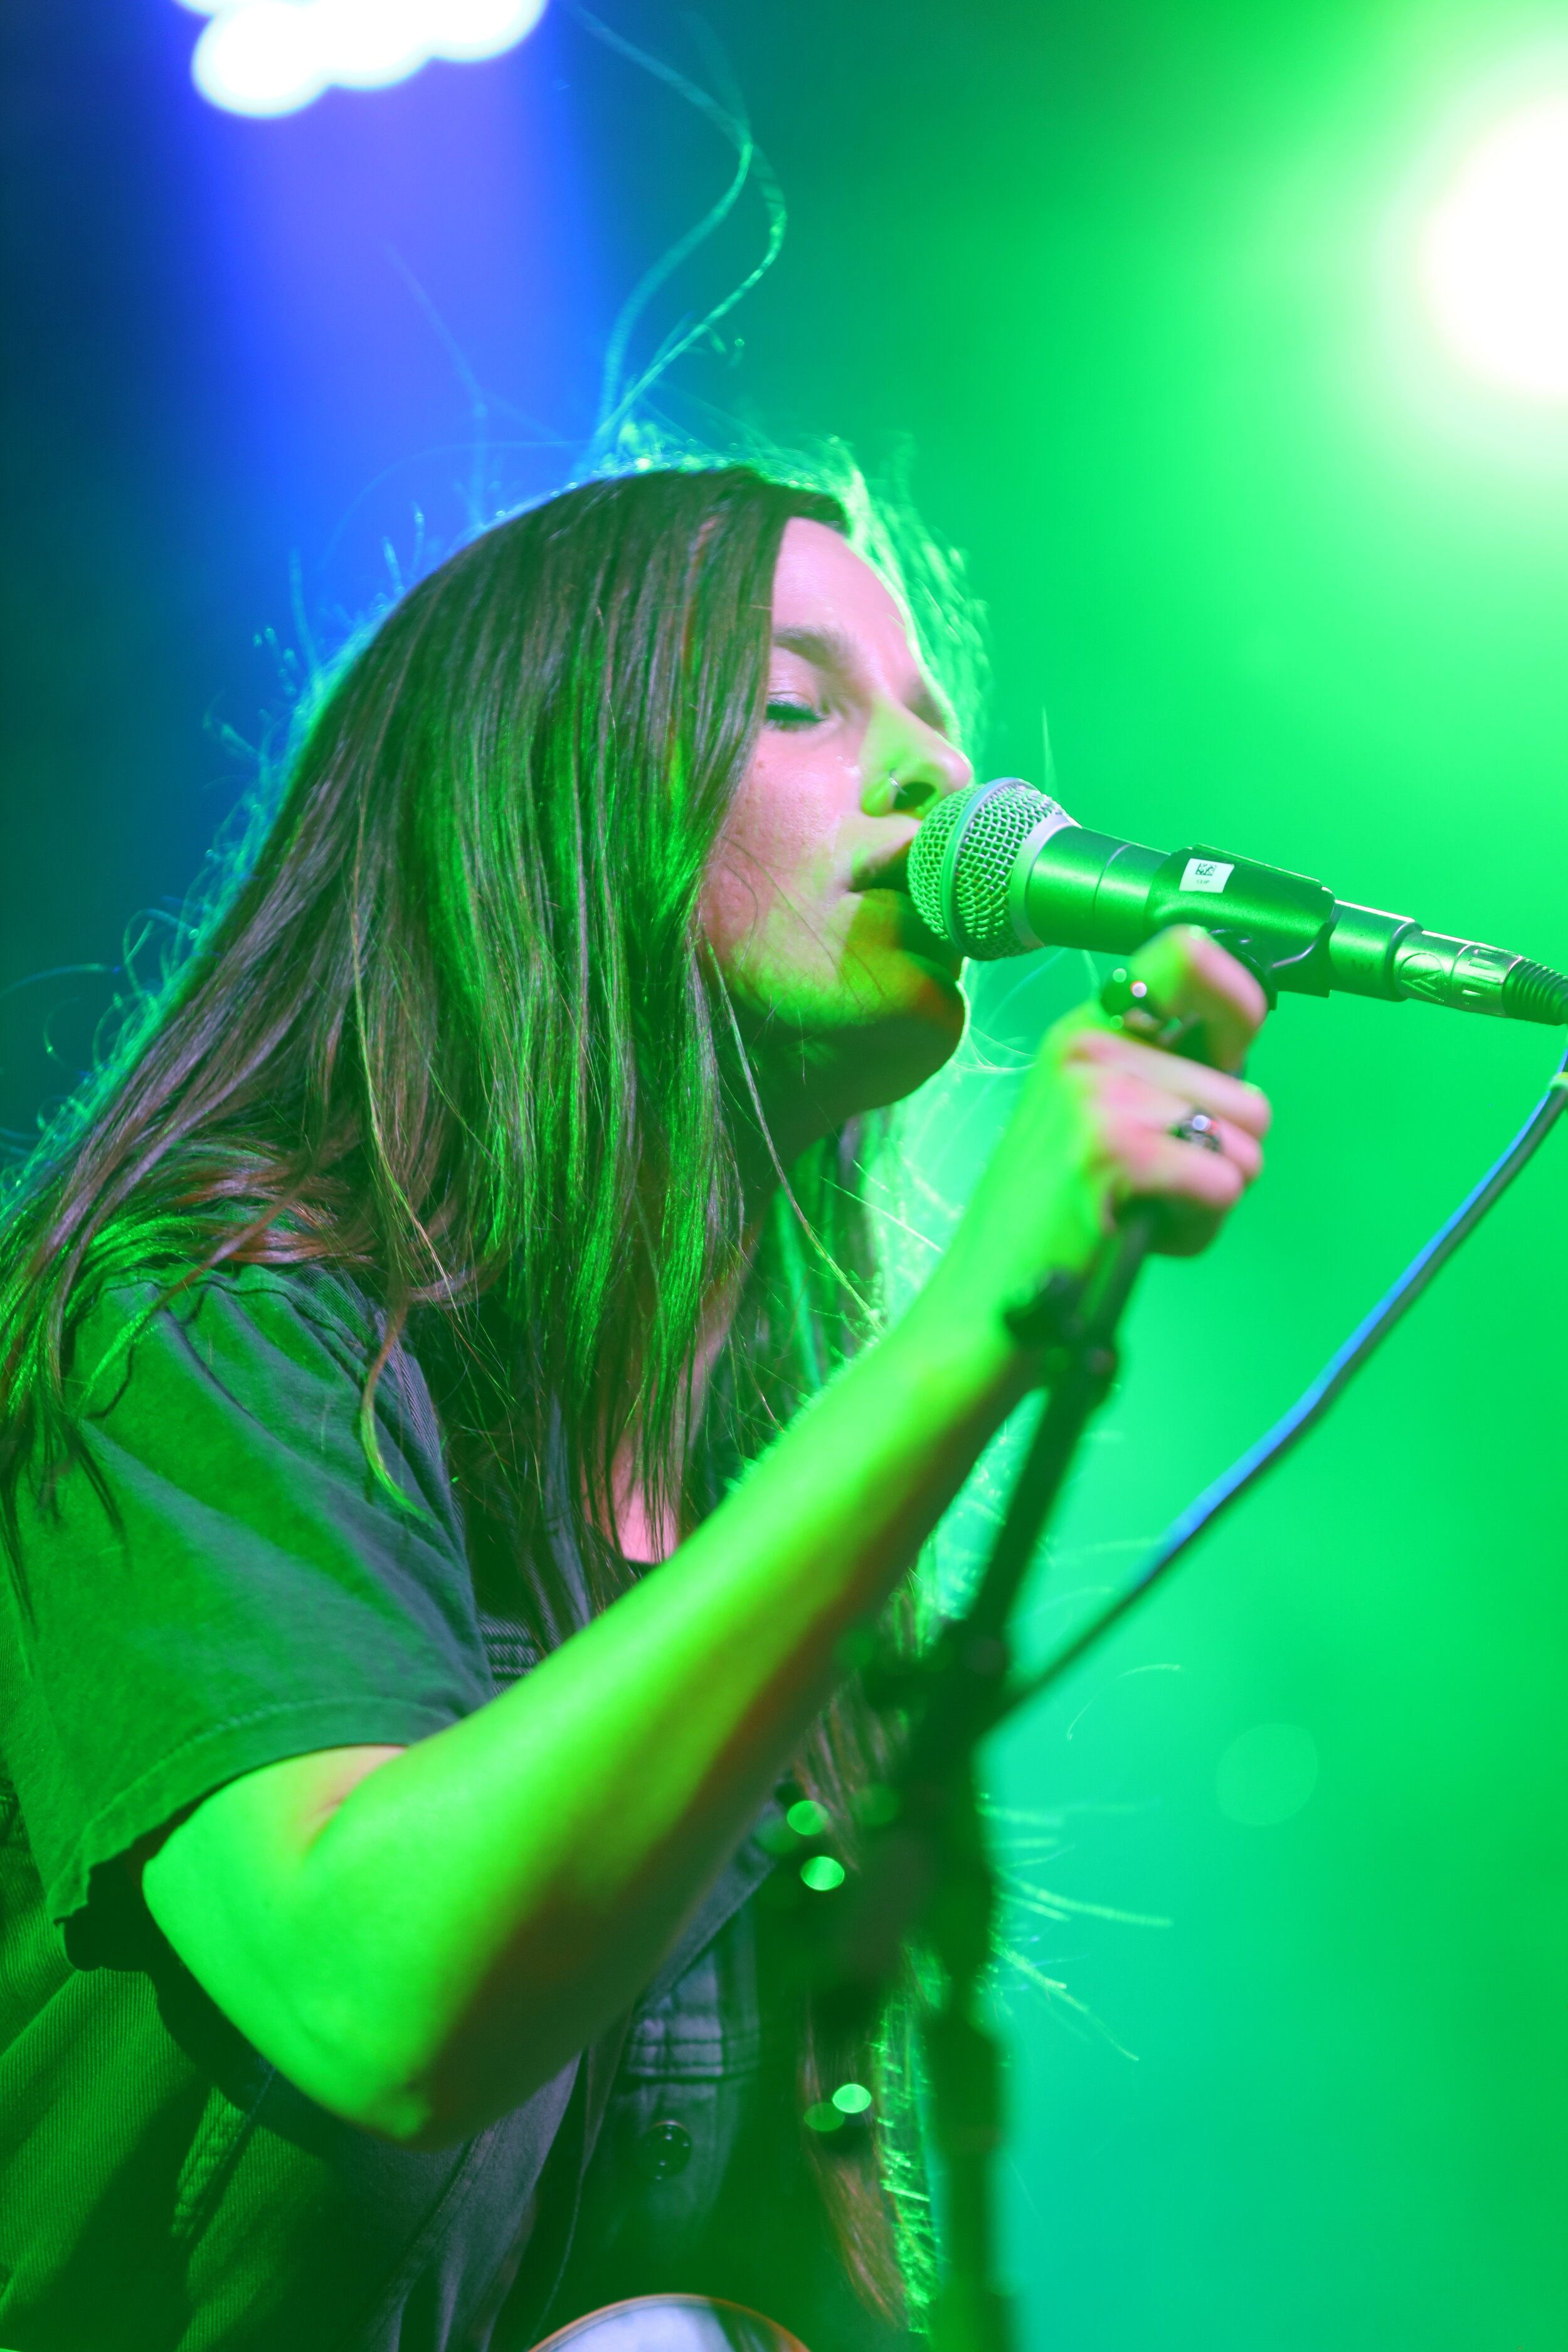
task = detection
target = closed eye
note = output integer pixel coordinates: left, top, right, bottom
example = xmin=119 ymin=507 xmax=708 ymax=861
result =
xmin=764 ymin=697 xmax=825 ymax=730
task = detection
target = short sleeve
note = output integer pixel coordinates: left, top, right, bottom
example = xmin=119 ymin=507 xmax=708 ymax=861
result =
xmin=0 ymin=1263 xmax=491 ymax=1957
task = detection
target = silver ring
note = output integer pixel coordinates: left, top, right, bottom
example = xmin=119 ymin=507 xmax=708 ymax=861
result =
xmin=1172 ymin=1110 xmax=1223 ymax=1153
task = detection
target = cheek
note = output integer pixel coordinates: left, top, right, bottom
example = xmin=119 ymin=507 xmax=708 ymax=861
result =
xmin=699 ymin=859 xmax=771 ymax=968
xmin=701 ymin=756 xmax=843 ymax=963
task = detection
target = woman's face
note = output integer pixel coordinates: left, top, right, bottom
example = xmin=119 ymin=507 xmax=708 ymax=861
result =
xmin=702 ymin=517 xmax=973 ymax=1150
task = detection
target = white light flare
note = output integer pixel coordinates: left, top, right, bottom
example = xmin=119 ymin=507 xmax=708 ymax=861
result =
xmin=180 ymin=0 xmax=549 ymax=119
xmin=1422 ymin=95 xmax=1568 ymax=398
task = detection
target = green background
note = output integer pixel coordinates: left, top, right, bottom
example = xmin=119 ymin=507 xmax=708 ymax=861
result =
xmin=3 ymin=2 xmax=1565 ymax=2341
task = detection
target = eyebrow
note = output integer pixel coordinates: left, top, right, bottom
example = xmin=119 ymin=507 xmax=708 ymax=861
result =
xmin=771 ymin=625 xmax=952 ymax=736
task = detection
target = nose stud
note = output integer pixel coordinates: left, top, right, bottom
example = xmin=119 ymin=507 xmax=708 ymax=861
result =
xmin=880 ymin=768 xmax=937 ymax=815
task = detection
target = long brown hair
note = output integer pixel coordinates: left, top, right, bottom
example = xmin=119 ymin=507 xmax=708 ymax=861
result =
xmin=0 ymin=458 xmax=978 ymax=2317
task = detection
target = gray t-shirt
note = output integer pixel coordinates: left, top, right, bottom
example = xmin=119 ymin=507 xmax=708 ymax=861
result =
xmin=0 ymin=1264 xmax=797 ymax=2352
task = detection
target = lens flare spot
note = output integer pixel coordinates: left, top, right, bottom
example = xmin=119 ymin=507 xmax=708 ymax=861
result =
xmin=831 ymin=2081 xmax=873 ymax=2114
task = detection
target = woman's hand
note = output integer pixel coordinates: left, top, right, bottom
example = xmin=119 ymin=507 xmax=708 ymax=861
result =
xmin=1057 ymin=923 xmax=1272 ymax=1257
xmin=922 ymin=926 xmax=1273 ymax=1372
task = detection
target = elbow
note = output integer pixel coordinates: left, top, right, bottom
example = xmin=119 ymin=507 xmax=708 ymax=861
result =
xmin=287 ymin=2006 xmax=559 ymax=2152
xmin=281 ymin=2046 xmax=474 ymax=2152
xmin=339 ymin=2067 xmax=549 ymax=2154
xmin=295 ymin=2032 xmax=485 ymax=2152
xmin=349 ymin=2094 xmax=470 ymax=2154
xmin=255 ymin=1986 xmax=469 ymax=2149
xmin=329 ymin=2069 xmax=457 ymax=2151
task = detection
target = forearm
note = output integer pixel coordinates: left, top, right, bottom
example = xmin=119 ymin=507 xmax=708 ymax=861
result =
xmin=146 ymin=1283 xmax=1022 ymax=2149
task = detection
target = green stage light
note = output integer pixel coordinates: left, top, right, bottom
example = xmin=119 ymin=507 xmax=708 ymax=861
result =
xmin=1423 ymin=96 xmax=1568 ymax=396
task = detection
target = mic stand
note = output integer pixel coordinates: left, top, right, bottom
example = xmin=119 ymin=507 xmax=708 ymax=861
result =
xmin=818 ymin=1204 xmax=1164 ymax=2352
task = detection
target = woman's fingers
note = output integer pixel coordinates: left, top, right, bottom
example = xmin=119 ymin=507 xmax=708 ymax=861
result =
xmin=1070 ymin=1023 xmax=1273 ymax=1142
xmin=1084 ymin=1066 xmax=1258 ymax=1201
xmin=1106 ymin=923 xmax=1270 ymax=1076
xmin=1047 ymin=926 xmax=1275 ymax=1256
xmin=1202 ymin=1116 xmax=1264 ymax=1181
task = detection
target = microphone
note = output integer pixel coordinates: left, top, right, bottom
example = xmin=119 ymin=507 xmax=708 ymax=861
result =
xmin=906 ymin=777 xmax=1568 ymax=1024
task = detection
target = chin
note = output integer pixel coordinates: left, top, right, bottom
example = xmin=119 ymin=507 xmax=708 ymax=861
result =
xmin=888 ymin=941 xmax=968 ymax=1022
xmin=737 ymin=941 xmax=969 ymax=1140
xmin=827 ymin=959 xmax=968 ymax=1115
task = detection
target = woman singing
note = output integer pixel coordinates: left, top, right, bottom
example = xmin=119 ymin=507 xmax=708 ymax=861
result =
xmin=0 ymin=464 xmax=1269 ymax=2351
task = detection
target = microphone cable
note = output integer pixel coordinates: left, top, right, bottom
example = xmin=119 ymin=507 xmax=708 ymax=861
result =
xmin=996 ymin=1046 xmax=1568 ymax=1725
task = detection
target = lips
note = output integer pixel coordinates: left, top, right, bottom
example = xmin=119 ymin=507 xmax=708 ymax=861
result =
xmin=845 ymin=834 xmax=963 ymax=978
xmin=850 ymin=837 xmax=915 ymax=895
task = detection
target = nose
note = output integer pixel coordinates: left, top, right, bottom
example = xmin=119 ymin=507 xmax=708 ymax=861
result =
xmin=860 ymin=711 xmax=972 ymax=821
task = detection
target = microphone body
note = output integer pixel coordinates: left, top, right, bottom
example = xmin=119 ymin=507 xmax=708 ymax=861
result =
xmin=906 ymin=778 xmax=1568 ymax=1026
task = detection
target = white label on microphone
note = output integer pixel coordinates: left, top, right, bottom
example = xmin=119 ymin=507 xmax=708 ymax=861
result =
xmin=1180 ymin=857 xmax=1234 ymax=895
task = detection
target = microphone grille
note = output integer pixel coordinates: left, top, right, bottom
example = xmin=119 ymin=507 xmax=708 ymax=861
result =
xmin=908 ymin=778 xmax=1071 ymax=960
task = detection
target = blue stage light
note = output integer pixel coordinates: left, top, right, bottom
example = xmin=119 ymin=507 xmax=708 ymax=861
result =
xmin=179 ymin=0 xmax=549 ymax=119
